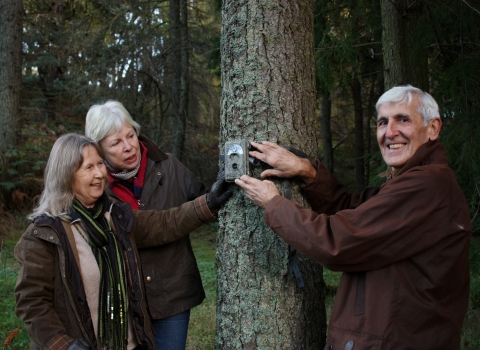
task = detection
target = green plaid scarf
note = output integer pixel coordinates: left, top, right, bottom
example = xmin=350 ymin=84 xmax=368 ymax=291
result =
xmin=72 ymin=195 xmax=128 ymax=349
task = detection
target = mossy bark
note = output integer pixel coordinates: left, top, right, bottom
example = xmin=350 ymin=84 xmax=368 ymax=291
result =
xmin=0 ymin=0 xmax=22 ymax=154
xmin=216 ymin=0 xmax=326 ymax=349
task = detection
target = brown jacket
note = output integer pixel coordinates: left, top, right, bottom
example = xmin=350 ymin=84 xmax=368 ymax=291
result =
xmin=14 ymin=196 xmax=215 ymax=350
xmin=132 ymin=136 xmax=208 ymax=319
xmin=265 ymin=141 xmax=471 ymax=349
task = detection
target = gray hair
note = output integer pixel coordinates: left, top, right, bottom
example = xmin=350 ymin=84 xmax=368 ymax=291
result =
xmin=29 ymin=133 xmax=104 ymax=220
xmin=85 ymin=100 xmax=141 ymax=143
xmin=376 ymin=85 xmax=440 ymax=126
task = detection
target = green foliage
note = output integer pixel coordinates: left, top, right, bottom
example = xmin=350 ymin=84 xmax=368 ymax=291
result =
xmin=21 ymin=0 xmax=222 ymax=186
xmin=0 ymin=121 xmax=83 ymax=211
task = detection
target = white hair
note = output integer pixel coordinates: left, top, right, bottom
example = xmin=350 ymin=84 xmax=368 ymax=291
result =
xmin=29 ymin=133 xmax=104 ymax=220
xmin=85 ymin=100 xmax=141 ymax=142
xmin=376 ymin=85 xmax=440 ymax=126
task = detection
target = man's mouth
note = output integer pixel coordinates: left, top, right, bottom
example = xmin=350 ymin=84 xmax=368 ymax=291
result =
xmin=388 ymin=143 xmax=405 ymax=149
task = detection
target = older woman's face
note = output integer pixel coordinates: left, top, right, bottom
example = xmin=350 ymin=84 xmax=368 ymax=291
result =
xmin=99 ymin=124 xmax=141 ymax=171
xmin=72 ymin=145 xmax=107 ymax=208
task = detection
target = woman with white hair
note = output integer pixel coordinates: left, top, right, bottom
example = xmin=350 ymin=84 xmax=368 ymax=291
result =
xmin=14 ymin=133 xmax=230 ymax=350
xmin=85 ymin=101 xmax=219 ymax=350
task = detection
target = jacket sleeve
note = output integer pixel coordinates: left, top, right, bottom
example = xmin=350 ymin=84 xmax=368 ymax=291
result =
xmin=302 ymin=163 xmax=381 ymax=215
xmin=130 ymin=194 xmax=215 ymax=248
xmin=14 ymin=226 xmax=74 ymax=350
xmin=265 ymin=166 xmax=470 ymax=272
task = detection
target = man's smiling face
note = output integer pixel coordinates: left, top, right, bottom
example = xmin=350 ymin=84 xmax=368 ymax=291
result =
xmin=376 ymin=95 xmax=439 ymax=172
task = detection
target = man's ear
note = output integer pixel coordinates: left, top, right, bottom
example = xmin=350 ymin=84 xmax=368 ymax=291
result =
xmin=428 ymin=118 xmax=442 ymax=141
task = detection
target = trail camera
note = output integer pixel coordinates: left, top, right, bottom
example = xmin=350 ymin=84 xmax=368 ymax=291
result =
xmin=224 ymin=140 xmax=253 ymax=182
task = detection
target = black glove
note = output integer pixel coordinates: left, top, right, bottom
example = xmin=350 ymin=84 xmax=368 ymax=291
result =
xmin=67 ymin=338 xmax=90 ymax=350
xmin=207 ymin=170 xmax=233 ymax=212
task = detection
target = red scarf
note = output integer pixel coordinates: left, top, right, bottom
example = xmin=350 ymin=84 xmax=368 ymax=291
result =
xmin=108 ymin=142 xmax=148 ymax=210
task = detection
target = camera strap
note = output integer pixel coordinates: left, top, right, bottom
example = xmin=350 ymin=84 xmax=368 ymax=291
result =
xmin=279 ymin=145 xmax=313 ymax=289
xmin=283 ymin=179 xmax=305 ymax=289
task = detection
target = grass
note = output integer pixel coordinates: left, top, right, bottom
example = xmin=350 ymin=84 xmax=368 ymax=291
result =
xmin=1 ymin=215 xmax=31 ymax=349
xmin=1 ymin=217 xmax=480 ymax=349
xmin=187 ymin=223 xmax=218 ymax=350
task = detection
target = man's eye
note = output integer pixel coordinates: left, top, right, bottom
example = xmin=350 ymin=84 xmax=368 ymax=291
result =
xmin=378 ymin=120 xmax=387 ymax=126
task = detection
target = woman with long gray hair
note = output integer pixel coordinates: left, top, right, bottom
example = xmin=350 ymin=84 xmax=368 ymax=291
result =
xmin=14 ymin=133 xmax=231 ymax=350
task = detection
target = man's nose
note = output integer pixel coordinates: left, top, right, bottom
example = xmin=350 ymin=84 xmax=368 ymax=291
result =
xmin=386 ymin=120 xmax=399 ymax=138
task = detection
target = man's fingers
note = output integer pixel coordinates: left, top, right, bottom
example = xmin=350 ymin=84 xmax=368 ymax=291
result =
xmin=260 ymin=169 xmax=277 ymax=179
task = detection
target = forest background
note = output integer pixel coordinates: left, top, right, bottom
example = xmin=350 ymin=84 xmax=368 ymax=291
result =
xmin=1 ymin=0 xmax=480 ymax=348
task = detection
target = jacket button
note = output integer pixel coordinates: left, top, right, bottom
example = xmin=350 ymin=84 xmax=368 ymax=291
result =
xmin=128 ymin=247 xmax=132 ymax=251
xmin=157 ymin=172 xmax=161 ymax=176
xmin=49 ymin=236 xmax=54 ymax=240
xmin=118 ymin=214 xmax=122 ymax=218
xmin=146 ymin=276 xmax=152 ymax=282
xmin=140 ymin=203 xmax=145 ymax=208
xmin=344 ymin=340 xmax=354 ymax=350
xmin=33 ymin=230 xmax=38 ymax=235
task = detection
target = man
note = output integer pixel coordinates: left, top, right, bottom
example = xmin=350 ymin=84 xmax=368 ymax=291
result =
xmin=235 ymin=85 xmax=471 ymax=349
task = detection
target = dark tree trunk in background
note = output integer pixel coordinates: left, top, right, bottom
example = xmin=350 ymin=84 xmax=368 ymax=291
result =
xmin=217 ymin=0 xmax=326 ymax=348
xmin=364 ymin=75 xmax=377 ymax=186
xmin=381 ymin=0 xmax=429 ymax=91
xmin=352 ymin=74 xmax=365 ymax=193
xmin=0 ymin=0 xmax=23 ymax=155
xmin=178 ymin=0 xmax=189 ymax=160
xmin=320 ymin=89 xmax=334 ymax=173
xmin=170 ymin=0 xmax=187 ymax=160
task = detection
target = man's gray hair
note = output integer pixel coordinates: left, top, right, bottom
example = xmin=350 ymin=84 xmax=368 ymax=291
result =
xmin=85 ymin=100 xmax=141 ymax=143
xmin=376 ymin=85 xmax=440 ymax=126
xmin=29 ymin=133 xmax=104 ymax=220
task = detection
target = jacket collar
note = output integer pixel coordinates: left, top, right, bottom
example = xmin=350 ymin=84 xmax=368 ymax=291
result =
xmin=380 ymin=140 xmax=447 ymax=180
xmin=138 ymin=135 xmax=168 ymax=163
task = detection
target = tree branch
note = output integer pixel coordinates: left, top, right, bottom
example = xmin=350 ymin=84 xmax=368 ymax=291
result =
xmin=463 ymin=0 xmax=480 ymax=15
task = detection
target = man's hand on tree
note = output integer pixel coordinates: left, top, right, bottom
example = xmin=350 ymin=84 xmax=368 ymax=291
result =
xmin=249 ymin=141 xmax=317 ymax=184
xmin=235 ymin=175 xmax=279 ymax=208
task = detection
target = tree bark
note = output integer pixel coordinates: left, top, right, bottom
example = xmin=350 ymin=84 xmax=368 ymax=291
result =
xmin=170 ymin=0 xmax=186 ymax=160
xmin=352 ymin=74 xmax=365 ymax=193
xmin=217 ymin=0 xmax=326 ymax=348
xmin=319 ymin=90 xmax=333 ymax=174
xmin=380 ymin=0 xmax=429 ymax=91
xmin=0 ymin=0 xmax=23 ymax=154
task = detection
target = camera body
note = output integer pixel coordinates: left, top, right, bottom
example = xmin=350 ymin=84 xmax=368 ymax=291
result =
xmin=224 ymin=140 xmax=255 ymax=182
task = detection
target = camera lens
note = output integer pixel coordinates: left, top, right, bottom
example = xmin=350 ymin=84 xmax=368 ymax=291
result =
xmin=232 ymin=163 xmax=238 ymax=169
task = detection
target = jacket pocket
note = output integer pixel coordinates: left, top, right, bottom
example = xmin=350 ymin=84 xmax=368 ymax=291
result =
xmin=324 ymin=326 xmax=383 ymax=350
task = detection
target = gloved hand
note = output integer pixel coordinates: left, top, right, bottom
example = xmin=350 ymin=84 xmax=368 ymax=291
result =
xmin=67 ymin=338 xmax=90 ymax=350
xmin=207 ymin=170 xmax=233 ymax=212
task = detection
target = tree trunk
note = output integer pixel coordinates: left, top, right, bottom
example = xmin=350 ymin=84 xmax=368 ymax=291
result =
xmin=352 ymin=74 xmax=365 ymax=193
xmin=319 ymin=89 xmax=333 ymax=174
xmin=178 ymin=0 xmax=189 ymax=161
xmin=217 ymin=0 xmax=326 ymax=349
xmin=380 ymin=0 xmax=429 ymax=91
xmin=170 ymin=0 xmax=185 ymax=160
xmin=0 ymin=0 xmax=23 ymax=154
